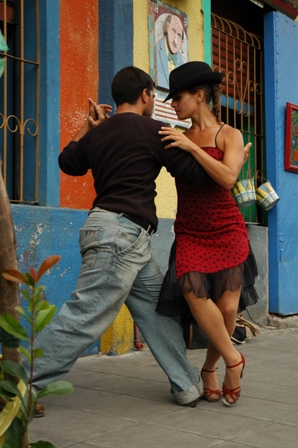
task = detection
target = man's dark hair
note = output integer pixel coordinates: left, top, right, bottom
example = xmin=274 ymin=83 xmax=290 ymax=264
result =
xmin=111 ymin=66 xmax=155 ymax=106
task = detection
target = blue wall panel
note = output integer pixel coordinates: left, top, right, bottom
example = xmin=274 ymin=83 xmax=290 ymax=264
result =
xmin=264 ymin=12 xmax=298 ymax=314
xmin=38 ymin=0 xmax=60 ymax=207
xmin=11 ymin=205 xmax=100 ymax=355
xmin=98 ymin=0 xmax=133 ymax=109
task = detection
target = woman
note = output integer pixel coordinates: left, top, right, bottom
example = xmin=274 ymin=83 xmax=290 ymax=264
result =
xmin=156 ymin=61 xmax=258 ymax=406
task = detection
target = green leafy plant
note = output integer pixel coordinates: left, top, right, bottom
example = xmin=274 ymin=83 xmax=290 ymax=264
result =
xmin=0 ymin=255 xmax=74 ymax=448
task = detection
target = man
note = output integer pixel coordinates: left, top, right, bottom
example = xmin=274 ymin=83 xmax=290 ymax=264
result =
xmin=23 ymin=66 xmax=213 ymax=412
xmin=155 ymin=14 xmax=186 ymax=89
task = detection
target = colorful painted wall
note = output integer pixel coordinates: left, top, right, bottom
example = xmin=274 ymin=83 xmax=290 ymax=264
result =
xmin=7 ymin=1 xmax=298 ymax=362
xmin=59 ymin=0 xmax=134 ymax=354
xmin=59 ymin=1 xmax=99 ymax=210
xmin=10 ymin=0 xmax=136 ymax=356
xmin=58 ymin=0 xmax=208 ymax=248
xmin=134 ymin=0 xmax=205 ymax=224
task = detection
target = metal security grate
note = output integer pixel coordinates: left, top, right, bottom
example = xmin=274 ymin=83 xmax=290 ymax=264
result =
xmin=212 ymin=13 xmax=266 ymax=224
xmin=0 ymin=0 xmax=40 ymax=204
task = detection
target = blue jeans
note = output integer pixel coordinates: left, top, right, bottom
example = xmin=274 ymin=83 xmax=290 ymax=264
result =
xmin=23 ymin=209 xmax=201 ymax=405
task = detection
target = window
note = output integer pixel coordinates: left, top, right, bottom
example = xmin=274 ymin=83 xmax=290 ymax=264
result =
xmin=0 ymin=0 xmax=39 ymax=204
xmin=212 ymin=13 xmax=266 ymax=224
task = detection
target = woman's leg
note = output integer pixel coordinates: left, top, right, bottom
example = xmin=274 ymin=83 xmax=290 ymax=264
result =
xmin=203 ymin=286 xmax=242 ymax=366
xmin=217 ymin=287 xmax=241 ymax=337
xmin=184 ymin=288 xmax=244 ymax=404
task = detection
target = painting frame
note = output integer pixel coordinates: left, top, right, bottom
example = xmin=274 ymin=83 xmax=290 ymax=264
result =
xmin=285 ymin=102 xmax=298 ymax=173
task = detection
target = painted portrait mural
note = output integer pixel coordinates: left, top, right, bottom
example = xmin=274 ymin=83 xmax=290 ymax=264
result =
xmin=148 ymin=1 xmax=189 ymax=127
xmin=149 ymin=1 xmax=188 ymax=90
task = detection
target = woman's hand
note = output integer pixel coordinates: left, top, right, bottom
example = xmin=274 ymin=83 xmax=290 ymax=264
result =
xmin=159 ymin=126 xmax=197 ymax=153
xmin=243 ymin=142 xmax=252 ymax=166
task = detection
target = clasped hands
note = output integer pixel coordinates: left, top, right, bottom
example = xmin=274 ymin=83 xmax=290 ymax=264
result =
xmin=87 ymin=98 xmax=113 ymax=127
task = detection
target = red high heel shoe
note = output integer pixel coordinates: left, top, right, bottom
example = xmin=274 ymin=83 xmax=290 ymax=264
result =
xmin=200 ymin=368 xmax=222 ymax=402
xmin=222 ymin=353 xmax=246 ymax=407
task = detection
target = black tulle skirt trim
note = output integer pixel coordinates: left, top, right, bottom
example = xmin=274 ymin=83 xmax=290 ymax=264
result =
xmin=156 ymin=240 xmax=259 ymax=322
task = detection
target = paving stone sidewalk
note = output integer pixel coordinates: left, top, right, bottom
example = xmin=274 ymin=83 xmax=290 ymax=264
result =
xmin=29 ymin=327 xmax=298 ymax=448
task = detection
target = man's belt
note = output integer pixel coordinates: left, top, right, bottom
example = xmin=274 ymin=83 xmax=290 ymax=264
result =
xmin=122 ymin=213 xmax=155 ymax=235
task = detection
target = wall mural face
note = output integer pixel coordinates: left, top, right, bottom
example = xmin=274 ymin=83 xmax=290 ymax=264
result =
xmin=148 ymin=0 xmax=189 ymax=127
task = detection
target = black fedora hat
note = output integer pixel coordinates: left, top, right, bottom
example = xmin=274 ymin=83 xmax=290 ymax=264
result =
xmin=163 ymin=61 xmax=223 ymax=102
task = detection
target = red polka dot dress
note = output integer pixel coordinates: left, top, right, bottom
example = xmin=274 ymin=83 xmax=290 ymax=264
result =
xmin=175 ymin=146 xmax=249 ymax=276
xmin=157 ymin=145 xmax=258 ymax=318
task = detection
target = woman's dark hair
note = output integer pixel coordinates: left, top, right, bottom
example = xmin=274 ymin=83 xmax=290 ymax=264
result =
xmin=111 ymin=66 xmax=155 ymax=106
xmin=188 ymin=83 xmax=222 ymax=123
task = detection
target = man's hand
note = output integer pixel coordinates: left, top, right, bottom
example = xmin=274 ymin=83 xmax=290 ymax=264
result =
xmin=243 ymin=142 xmax=252 ymax=165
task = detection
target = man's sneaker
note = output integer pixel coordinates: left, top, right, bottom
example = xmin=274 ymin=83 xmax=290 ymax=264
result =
xmin=0 ymin=396 xmax=45 ymax=418
xmin=33 ymin=401 xmax=45 ymax=418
